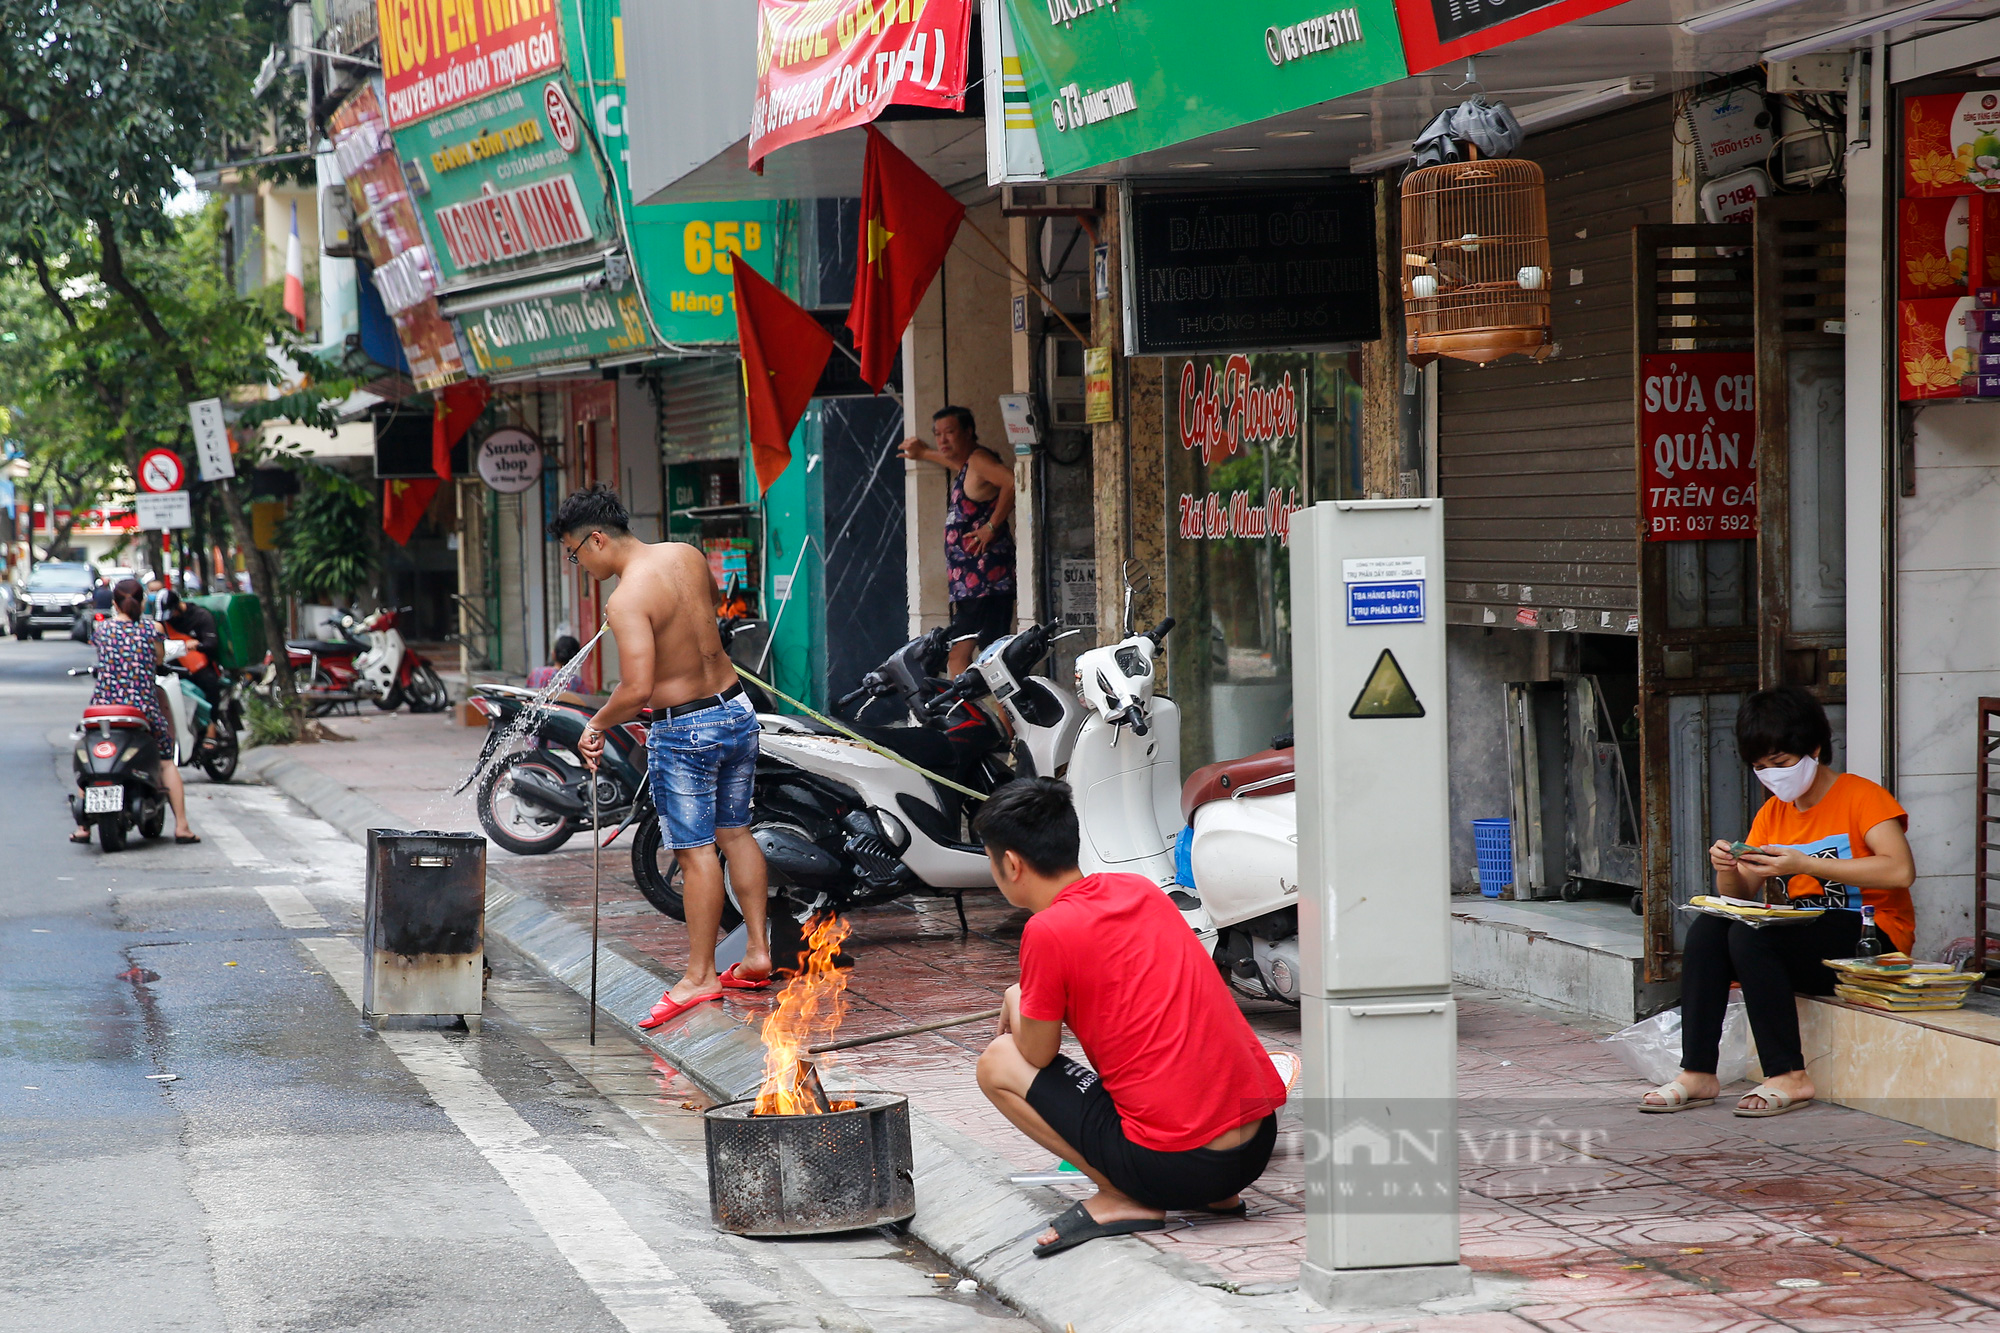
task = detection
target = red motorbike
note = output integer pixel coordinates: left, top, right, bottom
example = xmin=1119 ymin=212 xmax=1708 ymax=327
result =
xmin=262 ymin=607 xmax=450 ymax=714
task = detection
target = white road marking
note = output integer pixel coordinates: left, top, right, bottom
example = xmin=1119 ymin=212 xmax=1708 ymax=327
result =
xmin=255 ymin=883 xmax=330 ymax=930
xmin=198 ymin=809 xmax=271 ymax=869
xmin=295 ymin=942 xmax=727 ymax=1333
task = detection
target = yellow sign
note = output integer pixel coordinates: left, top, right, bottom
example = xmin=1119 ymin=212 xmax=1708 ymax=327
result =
xmin=1349 ymin=648 xmax=1424 ymax=719
xmin=1084 ymin=344 xmax=1114 ymax=423
xmin=250 ymin=499 xmax=289 ymax=552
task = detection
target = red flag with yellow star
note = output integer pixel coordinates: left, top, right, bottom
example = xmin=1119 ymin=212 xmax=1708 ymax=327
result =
xmin=383 ymin=478 xmax=439 ymax=546
xmin=734 ymin=258 xmax=833 ymax=495
xmin=431 ymin=378 xmax=489 ymax=480
xmin=847 ymin=126 xmax=965 ymax=392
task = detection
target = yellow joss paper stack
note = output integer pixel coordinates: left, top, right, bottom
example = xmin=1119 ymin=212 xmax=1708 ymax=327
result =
xmin=1824 ymin=953 xmax=1982 ymax=1012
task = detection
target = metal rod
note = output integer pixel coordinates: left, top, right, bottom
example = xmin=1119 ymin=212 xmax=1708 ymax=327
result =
xmin=590 ymin=774 xmax=601 ymax=1045
xmin=806 ymin=1007 xmax=1002 ymax=1054
xmin=958 ymin=224 xmax=1092 ymax=344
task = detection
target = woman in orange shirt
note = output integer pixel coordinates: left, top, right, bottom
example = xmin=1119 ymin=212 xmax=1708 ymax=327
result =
xmin=1640 ymin=686 xmax=1915 ymax=1119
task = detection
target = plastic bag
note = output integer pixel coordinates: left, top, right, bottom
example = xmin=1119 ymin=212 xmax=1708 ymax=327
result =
xmin=1601 ymin=991 xmax=1751 ymax=1086
xmin=1409 ymin=96 xmax=1526 ymax=171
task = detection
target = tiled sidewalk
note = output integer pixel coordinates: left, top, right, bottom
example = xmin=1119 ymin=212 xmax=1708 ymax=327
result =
xmin=262 ymin=711 xmax=2000 ymax=1330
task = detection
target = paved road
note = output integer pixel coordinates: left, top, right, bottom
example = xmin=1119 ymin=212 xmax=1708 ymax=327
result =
xmin=0 ymin=638 xmax=1026 ymax=1332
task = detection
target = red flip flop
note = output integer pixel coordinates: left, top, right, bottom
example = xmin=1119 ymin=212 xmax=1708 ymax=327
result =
xmin=636 ymin=990 xmax=722 ymax=1030
xmin=718 ymin=963 xmax=771 ymax=991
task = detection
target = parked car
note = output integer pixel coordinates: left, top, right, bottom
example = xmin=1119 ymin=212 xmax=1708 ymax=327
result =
xmin=11 ymin=563 xmax=97 ymax=640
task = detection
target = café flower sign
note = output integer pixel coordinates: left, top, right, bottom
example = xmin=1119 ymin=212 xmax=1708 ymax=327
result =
xmin=1178 ymin=353 xmax=1300 ymax=466
xmin=1174 ymin=352 xmax=1307 ymax=544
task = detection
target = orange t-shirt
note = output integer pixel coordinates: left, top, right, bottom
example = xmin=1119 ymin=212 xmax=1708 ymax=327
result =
xmin=1745 ymin=773 xmax=1913 ymax=953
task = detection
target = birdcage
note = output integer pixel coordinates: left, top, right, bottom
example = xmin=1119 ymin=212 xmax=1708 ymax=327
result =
xmin=1401 ymin=156 xmax=1551 ymax=365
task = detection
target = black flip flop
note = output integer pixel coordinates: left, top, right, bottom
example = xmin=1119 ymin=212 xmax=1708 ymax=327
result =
xmin=175 ymin=834 xmax=201 ymax=845
xmin=1031 ymin=1201 xmax=1164 ymax=1258
xmin=1194 ymin=1200 xmax=1248 ymax=1217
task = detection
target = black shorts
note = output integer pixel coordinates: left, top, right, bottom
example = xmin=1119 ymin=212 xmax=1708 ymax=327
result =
xmin=946 ymin=594 xmax=1015 ymax=649
xmin=1025 ymin=1055 xmax=1277 ymax=1211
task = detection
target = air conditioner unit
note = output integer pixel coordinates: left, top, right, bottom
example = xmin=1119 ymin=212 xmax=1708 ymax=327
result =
xmin=1001 ymin=184 xmax=1104 ymax=217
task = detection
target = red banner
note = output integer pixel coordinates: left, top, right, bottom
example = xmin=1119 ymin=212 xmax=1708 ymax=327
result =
xmin=1393 ymin=0 xmax=1630 ymax=75
xmin=374 ymin=0 xmax=563 ymax=127
xmin=748 ymin=0 xmax=972 ymax=168
xmin=1638 ymin=353 xmax=1757 ymax=542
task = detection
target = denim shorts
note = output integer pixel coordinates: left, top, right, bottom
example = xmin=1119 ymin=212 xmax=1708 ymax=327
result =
xmin=647 ymin=695 xmax=759 ymax=850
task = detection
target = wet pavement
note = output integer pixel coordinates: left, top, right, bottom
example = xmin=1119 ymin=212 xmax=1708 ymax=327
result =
xmin=0 ymin=640 xmax=1029 ymax=1332
xmin=263 ymin=703 xmax=2000 ymax=1331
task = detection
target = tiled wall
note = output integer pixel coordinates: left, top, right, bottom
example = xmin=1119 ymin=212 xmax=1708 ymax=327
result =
xmin=1896 ymin=406 xmax=2000 ymax=958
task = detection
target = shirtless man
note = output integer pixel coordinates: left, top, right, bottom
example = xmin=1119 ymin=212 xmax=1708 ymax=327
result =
xmin=552 ymin=484 xmax=773 ymax=1027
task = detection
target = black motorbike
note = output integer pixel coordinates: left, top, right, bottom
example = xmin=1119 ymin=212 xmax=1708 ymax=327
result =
xmin=626 ymin=626 xmax=1024 ymax=934
xmin=68 ymin=693 xmax=168 ymax=853
xmin=465 ymin=685 xmax=647 ymax=855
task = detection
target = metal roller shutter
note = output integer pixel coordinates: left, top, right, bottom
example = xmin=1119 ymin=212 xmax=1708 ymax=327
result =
xmin=660 ymin=358 xmax=746 ymax=463
xmin=1439 ymin=97 xmax=1676 ymax=637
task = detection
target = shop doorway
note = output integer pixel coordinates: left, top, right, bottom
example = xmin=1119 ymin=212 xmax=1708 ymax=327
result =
xmin=1632 ymin=201 xmax=1847 ymax=982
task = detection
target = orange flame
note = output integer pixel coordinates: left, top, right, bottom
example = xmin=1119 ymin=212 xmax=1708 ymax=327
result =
xmin=754 ymin=915 xmax=852 ymax=1115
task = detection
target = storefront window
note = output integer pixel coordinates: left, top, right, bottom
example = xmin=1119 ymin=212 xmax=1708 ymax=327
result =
xmin=1165 ymin=353 xmax=1310 ymax=774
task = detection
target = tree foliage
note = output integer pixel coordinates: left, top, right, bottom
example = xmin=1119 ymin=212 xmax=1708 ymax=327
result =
xmin=279 ymin=464 xmax=375 ymax=603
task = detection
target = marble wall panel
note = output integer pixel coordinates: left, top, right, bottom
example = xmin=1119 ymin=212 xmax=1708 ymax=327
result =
xmin=1790 ymin=997 xmax=2000 ymax=1149
xmin=1895 ymin=671 xmax=1995 ymax=778
xmin=1897 ymin=466 xmax=2000 ymax=571
xmin=1908 ymin=873 xmax=1974 ymax=960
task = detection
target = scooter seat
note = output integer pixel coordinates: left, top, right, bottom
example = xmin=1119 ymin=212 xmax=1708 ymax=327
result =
xmin=846 ymin=722 xmax=959 ymax=775
xmin=286 ymin=639 xmax=354 ymax=655
xmin=82 ymin=704 xmax=150 ymax=725
xmin=1180 ymin=746 xmax=1295 ymax=822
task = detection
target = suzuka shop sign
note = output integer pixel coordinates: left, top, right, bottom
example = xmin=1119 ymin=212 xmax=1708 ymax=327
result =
xmin=1638 ymin=352 xmax=1756 ymax=542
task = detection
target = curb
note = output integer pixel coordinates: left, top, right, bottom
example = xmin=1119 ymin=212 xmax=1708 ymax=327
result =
xmin=242 ymin=747 xmax=1278 ymax=1333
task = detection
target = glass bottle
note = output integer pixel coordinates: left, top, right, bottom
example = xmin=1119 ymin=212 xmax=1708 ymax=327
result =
xmin=1855 ymin=903 xmax=1888 ymax=960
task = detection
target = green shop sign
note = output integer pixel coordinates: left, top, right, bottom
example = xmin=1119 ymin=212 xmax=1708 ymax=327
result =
xmin=459 ymin=283 xmax=650 ymax=374
xmin=402 ymin=72 xmax=619 ymax=290
xmin=560 ymin=0 xmax=784 ymax=343
xmin=1002 ymin=0 xmax=1408 ymax=176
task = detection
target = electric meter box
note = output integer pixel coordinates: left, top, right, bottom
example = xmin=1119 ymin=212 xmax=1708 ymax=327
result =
xmin=1292 ymin=499 xmax=1469 ymax=1309
xmin=1291 ymin=500 xmax=1451 ymax=999
xmin=1684 ymin=88 xmax=1774 ymax=181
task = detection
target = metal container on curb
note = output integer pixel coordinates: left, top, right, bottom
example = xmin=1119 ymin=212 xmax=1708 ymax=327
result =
xmin=362 ymin=829 xmax=485 ymax=1031
xmin=703 ymin=1092 xmax=915 ymax=1235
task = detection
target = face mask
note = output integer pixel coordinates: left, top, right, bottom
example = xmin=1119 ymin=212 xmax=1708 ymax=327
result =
xmin=1755 ymin=754 xmax=1818 ymax=803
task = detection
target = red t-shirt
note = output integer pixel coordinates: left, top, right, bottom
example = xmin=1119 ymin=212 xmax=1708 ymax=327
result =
xmin=1018 ymin=872 xmax=1287 ymax=1152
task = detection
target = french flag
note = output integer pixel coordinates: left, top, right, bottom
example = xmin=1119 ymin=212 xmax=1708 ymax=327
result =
xmin=283 ymin=202 xmax=306 ymax=334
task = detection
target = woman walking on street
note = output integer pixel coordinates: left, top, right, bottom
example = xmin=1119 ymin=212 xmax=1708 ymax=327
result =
xmin=71 ymin=579 xmax=198 ymax=845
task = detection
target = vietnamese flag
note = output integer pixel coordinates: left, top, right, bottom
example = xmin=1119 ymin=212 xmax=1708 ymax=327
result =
xmin=734 ymin=259 xmax=833 ymax=495
xmin=383 ymin=478 xmax=438 ymax=546
xmin=847 ymin=126 xmax=965 ymax=392
xmin=431 ymin=378 xmax=490 ymax=480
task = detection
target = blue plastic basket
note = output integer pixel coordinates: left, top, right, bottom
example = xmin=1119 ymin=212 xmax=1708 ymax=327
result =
xmin=1472 ymin=818 xmax=1513 ymax=897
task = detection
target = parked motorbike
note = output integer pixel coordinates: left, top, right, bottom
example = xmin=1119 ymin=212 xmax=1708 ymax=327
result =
xmin=465 ymin=684 xmax=646 ymax=854
xmin=266 ymin=607 xmax=448 ymax=714
xmin=627 ymin=625 xmax=1075 ymax=930
xmin=1065 ymin=619 xmax=1304 ymax=1005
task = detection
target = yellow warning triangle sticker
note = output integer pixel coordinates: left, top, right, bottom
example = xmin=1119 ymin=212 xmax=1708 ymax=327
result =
xmin=1348 ymin=649 xmax=1425 ymax=720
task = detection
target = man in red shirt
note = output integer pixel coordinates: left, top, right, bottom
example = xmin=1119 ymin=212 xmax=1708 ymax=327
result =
xmin=973 ymin=779 xmax=1288 ymax=1257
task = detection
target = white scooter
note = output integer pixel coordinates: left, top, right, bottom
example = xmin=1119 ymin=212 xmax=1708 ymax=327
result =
xmin=1066 ymin=619 xmax=1304 ymax=1005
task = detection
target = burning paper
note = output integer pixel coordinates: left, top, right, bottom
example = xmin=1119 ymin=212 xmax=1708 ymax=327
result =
xmin=754 ymin=915 xmax=852 ymax=1115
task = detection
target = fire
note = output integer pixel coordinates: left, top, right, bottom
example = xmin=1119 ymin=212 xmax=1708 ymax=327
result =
xmin=754 ymin=914 xmax=852 ymax=1115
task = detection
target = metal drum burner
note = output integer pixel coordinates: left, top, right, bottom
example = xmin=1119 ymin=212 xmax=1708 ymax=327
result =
xmin=703 ymin=1091 xmax=916 ymax=1236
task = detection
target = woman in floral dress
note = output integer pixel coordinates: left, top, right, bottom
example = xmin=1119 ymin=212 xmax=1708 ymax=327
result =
xmin=71 ymin=579 xmax=198 ymax=844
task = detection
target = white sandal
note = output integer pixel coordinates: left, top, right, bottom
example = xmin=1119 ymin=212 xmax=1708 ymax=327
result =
xmin=1637 ymin=1080 xmax=1714 ymax=1113
xmin=1734 ymin=1083 xmax=1812 ymax=1117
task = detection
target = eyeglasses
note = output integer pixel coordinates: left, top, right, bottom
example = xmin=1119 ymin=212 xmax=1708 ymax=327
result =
xmin=560 ymin=532 xmax=593 ymax=565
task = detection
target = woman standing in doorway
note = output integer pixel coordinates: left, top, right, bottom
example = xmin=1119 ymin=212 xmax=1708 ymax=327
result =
xmin=901 ymin=405 xmax=1016 ymax=677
